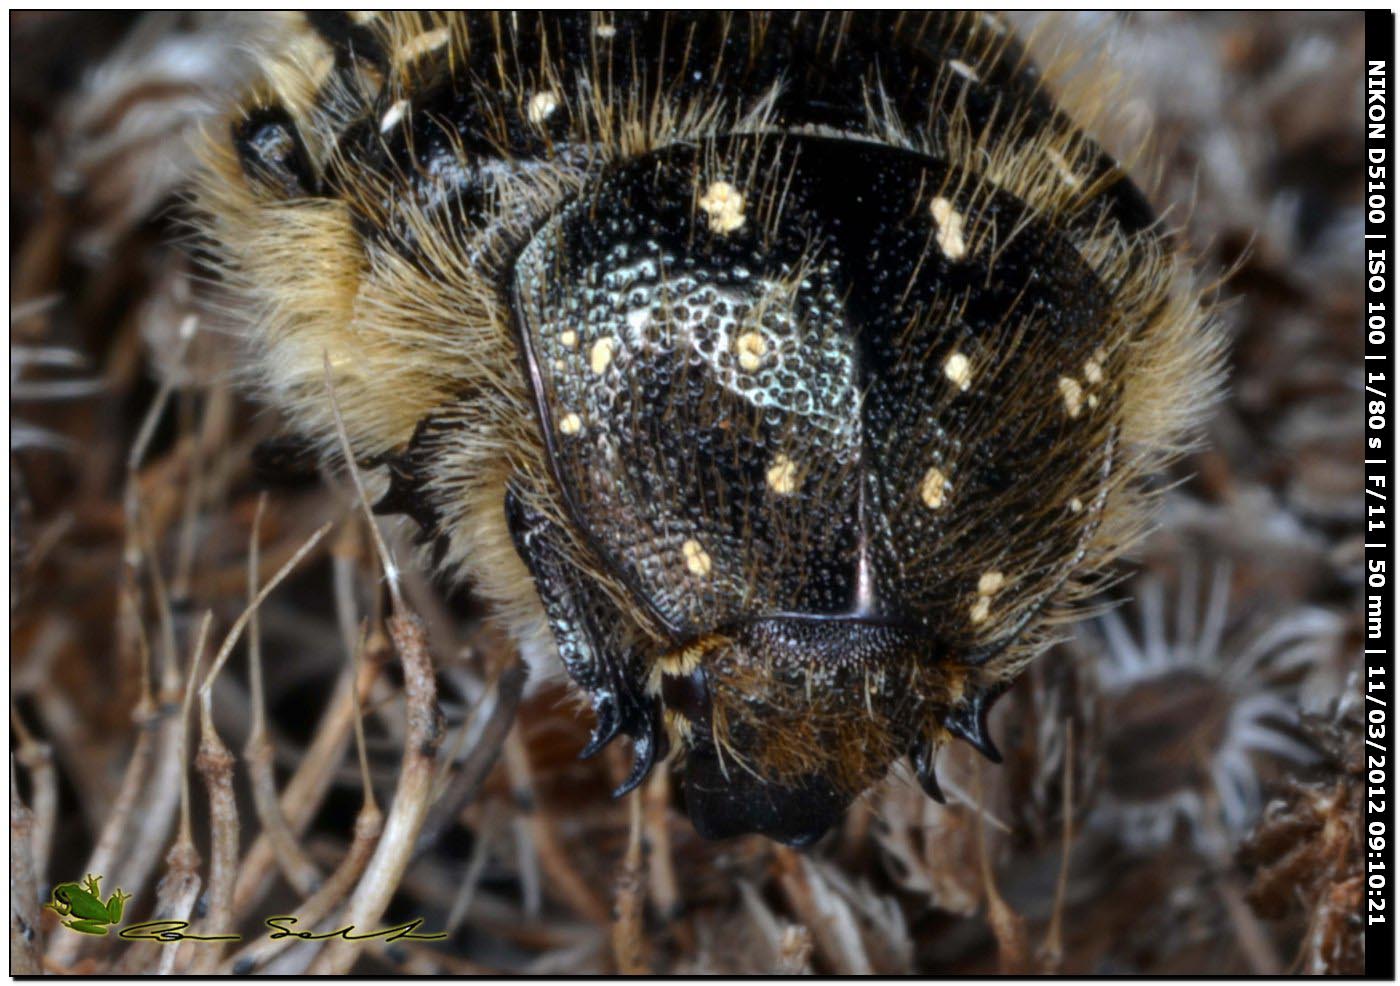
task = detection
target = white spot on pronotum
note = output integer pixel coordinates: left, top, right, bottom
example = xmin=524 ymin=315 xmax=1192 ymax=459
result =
xmin=970 ymin=596 xmax=991 ymax=624
xmin=1084 ymin=358 xmax=1104 ymax=384
xmin=1058 ymin=376 xmax=1083 ymax=417
xmin=977 ymin=570 xmax=1005 ymax=596
xmin=559 ymin=412 xmax=582 ymax=435
xmin=395 ymin=27 xmax=450 ymax=64
xmin=943 ymin=351 xmax=972 ymax=391
xmin=682 ymin=539 xmax=712 ymax=577
xmin=527 ymin=90 xmax=560 ymax=126
xmin=595 ymin=21 xmax=617 ymax=38
xmin=559 ymin=329 xmax=578 ymax=349
xmin=766 ymin=454 xmax=799 ymax=495
xmin=699 ymin=180 xmax=746 ymax=234
xmin=929 ymin=196 xmax=968 ymax=260
xmin=948 ymin=59 xmax=979 ymax=82
xmin=1069 ymin=497 xmax=1084 ymax=513
xmin=919 ymin=466 xmax=949 ymax=509
xmin=590 ymin=337 xmax=615 ymax=375
xmin=736 ymin=331 xmax=767 ymax=371
xmin=553 ymin=358 xmax=565 ymax=371
xmin=379 ymin=99 xmax=409 ymax=134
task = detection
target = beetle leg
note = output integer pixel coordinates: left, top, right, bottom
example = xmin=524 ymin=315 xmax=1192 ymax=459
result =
xmin=612 ymin=699 xmax=669 ymax=798
xmin=577 ymin=693 xmax=622 ymax=760
xmin=943 ymin=684 xmax=1009 ymax=764
xmin=505 ymin=481 xmax=652 ymax=762
xmin=909 ymin=734 xmax=946 ymax=804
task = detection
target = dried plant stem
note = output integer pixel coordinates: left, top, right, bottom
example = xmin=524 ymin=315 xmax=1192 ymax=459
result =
xmin=124 ymin=314 xmax=196 ymax=483
xmin=105 ymin=652 xmax=181 ymax=904
xmin=507 ymin=727 xmax=610 ymax=924
xmin=775 ymin=926 xmax=815 ymax=975
xmin=307 ymin=610 xmax=444 ymax=975
xmin=243 ymin=495 xmax=323 ymax=898
xmin=371 ymin=940 xmax=498 ymax=975
xmin=297 ymin=363 xmax=446 ymax=973
xmin=11 ymin=770 xmax=44 ymax=976
xmin=739 ymin=880 xmax=813 ymax=974
xmin=187 ymin=690 xmax=238 ymax=974
xmin=643 ymin=767 xmax=680 ymax=921
xmin=1219 ymin=873 xmax=1283 ymax=975
xmin=224 ymin=648 xmax=385 ymax=975
xmin=117 ymin=613 xmax=212 ymax=976
xmin=418 ymin=655 xmax=527 ymax=851
xmin=27 ymin=622 xmax=109 ymax=836
xmin=1039 ymin=719 xmax=1075 ymax=973
xmin=11 ymin=707 xmax=56 ymax=880
xmin=611 ymin=790 xmax=650 ymax=974
xmin=445 ymin=811 xmax=498 ymax=935
xmin=230 ymin=659 xmax=379 ymax=920
xmin=102 ymin=504 xmax=189 ymax=924
xmin=170 ymin=389 xmax=209 ymax=605
xmin=973 ymin=761 xmax=1029 ymax=975
xmin=773 ymin=848 xmax=871 ymax=975
xmin=47 ymin=653 xmax=158 ymax=969
xmin=197 ymin=521 xmax=333 ymax=695
xmin=227 ymin=802 xmax=384 ymax=974
xmin=322 ymin=351 xmax=404 ymax=611
xmin=1198 ymin=783 xmax=1283 ymax=975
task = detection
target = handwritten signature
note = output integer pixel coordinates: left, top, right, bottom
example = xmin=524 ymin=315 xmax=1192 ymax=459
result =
xmin=118 ymin=917 xmax=447 ymax=944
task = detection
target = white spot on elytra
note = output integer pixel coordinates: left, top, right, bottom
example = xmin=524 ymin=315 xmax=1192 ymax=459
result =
xmin=970 ymin=596 xmax=991 ymax=624
xmin=1084 ymin=358 xmax=1104 ymax=384
xmin=948 ymin=59 xmax=979 ymax=82
xmin=559 ymin=329 xmax=578 ymax=349
xmin=559 ymin=412 xmax=582 ymax=435
xmin=1069 ymin=497 xmax=1084 ymax=513
xmin=699 ymin=180 xmax=746 ymax=234
xmin=736 ymin=331 xmax=767 ymax=371
xmin=1058 ymin=376 xmax=1083 ymax=418
xmin=527 ymin=90 xmax=560 ymax=126
xmin=595 ymin=22 xmax=617 ymax=38
xmin=379 ymin=99 xmax=409 ymax=134
xmin=971 ymin=570 xmax=1004 ymax=622
xmin=590 ymin=337 xmax=615 ymax=374
xmin=929 ymin=196 xmax=968 ymax=260
xmin=943 ymin=351 xmax=972 ymax=391
xmin=919 ymin=466 xmax=949 ymax=509
xmin=682 ymin=539 xmax=712 ymax=576
xmin=766 ymin=454 xmax=799 ymax=495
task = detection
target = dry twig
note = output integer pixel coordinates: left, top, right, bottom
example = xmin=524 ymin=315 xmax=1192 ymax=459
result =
xmin=611 ymin=790 xmax=650 ymax=974
xmin=305 ymin=357 xmax=446 ymax=973
xmin=11 ymin=769 xmax=44 ymax=975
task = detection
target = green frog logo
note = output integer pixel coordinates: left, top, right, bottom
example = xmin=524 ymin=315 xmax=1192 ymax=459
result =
xmin=44 ymin=874 xmax=131 ymax=936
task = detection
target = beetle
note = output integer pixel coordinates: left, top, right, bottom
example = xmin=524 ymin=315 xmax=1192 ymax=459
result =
xmin=199 ymin=12 xmax=1223 ymax=845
